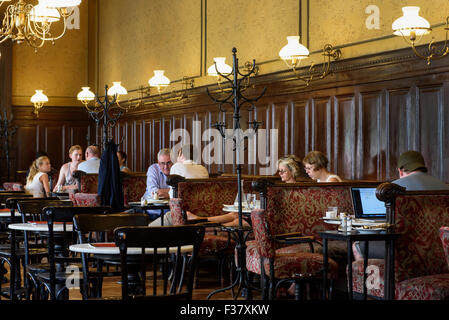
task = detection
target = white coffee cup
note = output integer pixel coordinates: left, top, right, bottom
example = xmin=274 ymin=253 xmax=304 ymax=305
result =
xmin=326 ymin=211 xmax=337 ymax=219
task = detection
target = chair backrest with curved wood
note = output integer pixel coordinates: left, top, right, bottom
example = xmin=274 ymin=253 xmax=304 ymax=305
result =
xmin=114 ymin=225 xmax=205 ymax=300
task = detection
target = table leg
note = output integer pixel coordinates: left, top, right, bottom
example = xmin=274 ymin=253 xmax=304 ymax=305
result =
xmin=385 ymin=239 xmax=395 ymax=300
xmin=160 ymin=208 xmax=164 ymax=226
xmin=347 ymin=240 xmax=353 ymax=300
xmin=363 ymin=241 xmax=369 ymax=300
xmin=322 ymin=238 xmax=328 ymax=300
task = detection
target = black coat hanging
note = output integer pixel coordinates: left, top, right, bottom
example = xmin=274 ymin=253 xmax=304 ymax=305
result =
xmin=98 ymin=140 xmax=124 ymax=212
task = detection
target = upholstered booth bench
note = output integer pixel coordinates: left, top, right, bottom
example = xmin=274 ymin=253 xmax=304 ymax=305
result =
xmin=249 ymin=179 xmax=381 ymax=299
xmin=167 ymin=174 xmax=280 ymax=288
xmin=72 ymin=171 xmax=147 ymax=206
xmin=350 ymin=182 xmax=449 ymax=300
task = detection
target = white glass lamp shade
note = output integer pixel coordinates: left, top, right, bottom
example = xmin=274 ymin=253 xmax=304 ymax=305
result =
xmin=30 ymin=90 xmax=48 ymax=105
xmin=42 ymin=0 xmax=82 ymax=8
xmin=107 ymin=81 xmax=128 ymax=97
xmin=30 ymin=2 xmax=61 ymax=23
xmin=77 ymin=87 xmax=95 ymax=103
xmin=148 ymin=70 xmax=171 ymax=87
xmin=279 ymin=36 xmax=310 ymax=61
xmin=392 ymin=6 xmax=431 ymax=37
xmin=207 ymin=57 xmax=233 ymax=76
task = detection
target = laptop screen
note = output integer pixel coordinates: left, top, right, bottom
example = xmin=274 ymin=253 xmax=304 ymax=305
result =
xmin=351 ymin=187 xmax=386 ymax=219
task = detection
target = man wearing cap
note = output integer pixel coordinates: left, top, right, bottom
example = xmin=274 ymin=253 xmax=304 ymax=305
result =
xmin=392 ymin=150 xmax=449 ymax=190
xmin=356 ymin=150 xmax=449 ymax=261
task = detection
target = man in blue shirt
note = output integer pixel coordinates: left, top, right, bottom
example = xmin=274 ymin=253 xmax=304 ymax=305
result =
xmin=142 ymin=148 xmax=173 ymax=219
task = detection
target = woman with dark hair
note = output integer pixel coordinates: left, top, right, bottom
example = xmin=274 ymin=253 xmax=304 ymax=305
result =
xmin=117 ymin=151 xmax=131 ymax=173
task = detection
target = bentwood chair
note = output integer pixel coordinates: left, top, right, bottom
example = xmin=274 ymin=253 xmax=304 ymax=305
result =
xmin=73 ymin=213 xmax=150 ymax=299
xmin=114 ymin=225 xmax=205 ymax=300
xmin=16 ymin=200 xmax=74 ymax=299
xmin=0 ymin=196 xmax=57 ymax=300
xmin=32 ymin=206 xmax=113 ymax=300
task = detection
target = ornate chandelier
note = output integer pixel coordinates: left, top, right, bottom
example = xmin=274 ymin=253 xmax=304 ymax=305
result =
xmin=0 ymin=0 xmax=81 ymax=50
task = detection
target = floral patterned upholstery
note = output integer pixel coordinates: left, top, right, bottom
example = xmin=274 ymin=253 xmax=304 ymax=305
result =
xmin=440 ymin=226 xmax=449 ymax=269
xmin=351 ymin=260 xmax=449 ymax=300
xmin=350 ymin=189 xmax=449 ymax=299
xmin=122 ymin=174 xmax=147 ymax=205
xmin=263 ymin=185 xmax=354 ymax=239
xmin=169 ymin=198 xmax=235 ymax=255
xmin=73 ymin=193 xmax=101 ymax=207
xmin=3 ymin=182 xmax=24 ymax=191
xmin=177 ymin=180 xmax=254 ymax=218
xmin=250 ymin=206 xmax=339 ymax=290
xmin=78 ymin=174 xmax=98 ymax=193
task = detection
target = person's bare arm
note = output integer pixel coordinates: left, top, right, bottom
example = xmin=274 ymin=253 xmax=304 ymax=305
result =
xmin=40 ymin=173 xmax=51 ymax=196
xmin=53 ymin=164 xmax=67 ymax=192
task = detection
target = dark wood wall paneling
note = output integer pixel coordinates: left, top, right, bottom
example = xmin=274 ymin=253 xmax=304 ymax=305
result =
xmin=9 ymin=106 xmax=93 ymax=182
xmin=105 ymin=46 xmax=449 ymax=183
xmin=6 ymin=45 xmax=449 ymax=184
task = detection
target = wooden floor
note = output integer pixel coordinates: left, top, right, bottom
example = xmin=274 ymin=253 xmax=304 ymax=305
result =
xmin=1 ymin=261 xmax=264 ymax=301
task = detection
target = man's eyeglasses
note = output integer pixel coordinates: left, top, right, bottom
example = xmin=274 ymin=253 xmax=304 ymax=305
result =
xmin=159 ymin=161 xmax=173 ymax=167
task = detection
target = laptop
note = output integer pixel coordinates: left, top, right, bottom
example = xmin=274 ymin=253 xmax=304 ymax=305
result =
xmin=351 ymin=187 xmax=386 ymax=221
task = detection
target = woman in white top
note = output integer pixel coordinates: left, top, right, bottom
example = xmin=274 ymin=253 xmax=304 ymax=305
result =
xmin=25 ymin=156 xmax=52 ymax=197
xmin=53 ymin=145 xmax=83 ymax=192
xmin=303 ymin=151 xmax=343 ymax=182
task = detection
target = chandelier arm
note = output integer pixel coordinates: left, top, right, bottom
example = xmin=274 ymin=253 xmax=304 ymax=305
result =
xmin=237 ymin=60 xmax=257 ymax=78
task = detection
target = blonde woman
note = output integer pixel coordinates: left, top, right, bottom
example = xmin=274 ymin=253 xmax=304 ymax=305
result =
xmin=303 ymin=151 xmax=342 ymax=182
xmin=277 ymin=155 xmax=311 ymax=182
xmin=25 ymin=156 xmax=52 ymax=197
xmin=53 ymin=145 xmax=83 ymax=192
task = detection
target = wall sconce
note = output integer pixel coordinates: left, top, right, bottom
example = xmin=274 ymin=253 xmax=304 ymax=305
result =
xmin=207 ymin=56 xmax=258 ymax=92
xmin=279 ymin=35 xmax=341 ymax=86
xmin=392 ymin=6 xmax=448 ymax=65
xmin=148 ymin=70 xmax=171 ymax=93
xmin=30 ymin=89 xmax=48 ymax=115
xmin=142 ymin=70 xmax=194 ymax=106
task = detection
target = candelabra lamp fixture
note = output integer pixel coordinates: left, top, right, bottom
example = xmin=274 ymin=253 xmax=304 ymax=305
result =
xmin=30 ymin=89 xmax=48 ymax=115
xmin=0 ymin=109 xmax=17 ymax=181
xmin=392 ymin=6 xmax=449 ymax=65
xmin=77 ymin=83 xmax=128 ymax=150
xmin=206 ymin=47 xmax=266 ymax=301
xmin=0 ymin=0 xmax=82 ymax=50
xmin=279 ymin=36 xmax=341 ymax=86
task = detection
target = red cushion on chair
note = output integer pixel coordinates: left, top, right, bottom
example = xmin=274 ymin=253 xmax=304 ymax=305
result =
xmin=199 ymin=234 xmax=235 ymax=256
xmin=263 ymin=251 xmax=338 ymax=279
xmin=396 ymin=274 xmax=449 ymax=300
xmin=73 ymin=193 xmax=101 ymax=207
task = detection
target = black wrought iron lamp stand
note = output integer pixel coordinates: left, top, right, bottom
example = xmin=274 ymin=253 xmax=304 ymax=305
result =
xmin=206 ymin=48 xmax=266 ymax=300
xmin=84 ymin=85 xmax=124 ymax=151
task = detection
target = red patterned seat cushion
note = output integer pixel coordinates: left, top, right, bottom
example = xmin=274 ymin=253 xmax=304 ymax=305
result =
xmin=3 ymin=182 xmax=24 ymax=191
xmin=396 ymin=274 xmax=449 ymax=300
xmin=73 ymin=193 xmax=101 ymax=207
xmin=200 ymin=234 xmax=235 ymax=256
xmin=246 ymin=240 xmax=338 ymax=279
xmin=351 ymin=256 xmax=449 ymax=300
xmin=263 ymin=252 xmax=338 ymax=279
xmin=440 ymin=226 xmax=449 ymax=269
